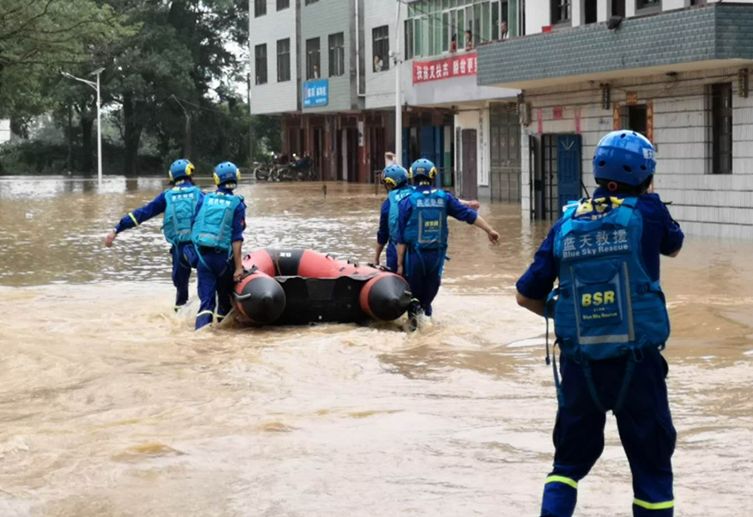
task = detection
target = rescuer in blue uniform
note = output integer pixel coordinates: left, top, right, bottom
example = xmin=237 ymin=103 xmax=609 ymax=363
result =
xmin=192 ymin=161 xmax=246 ymax=330
xmin=396 ymin=158 xmax=499 ymax=322
xmin=375 ymin=163 xmax=481 ymax=271
xmin=375 ymin=164 xmax=413 ymax=271
xmin=104 ymin=159 xmax=203 ymax=311
xmin=515 ymin=131 xmax=684 ymax=517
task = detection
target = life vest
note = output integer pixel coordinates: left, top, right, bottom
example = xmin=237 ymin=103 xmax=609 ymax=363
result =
xmin=403 ymin=188 xmax=448 ymax=252
xmin=388 ymin=185 xmax=413 ymax=244
xmin=163 ymin=185 xmax=202 ymax=245
xmin=191 ymin=191 xmax=242 ymax=252
xmin=550 ymin=197 xmax=670 ymax=361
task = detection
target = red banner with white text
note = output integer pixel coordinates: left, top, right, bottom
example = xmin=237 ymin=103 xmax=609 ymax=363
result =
xmin=412 ymin=52 xmax=477 ymax=84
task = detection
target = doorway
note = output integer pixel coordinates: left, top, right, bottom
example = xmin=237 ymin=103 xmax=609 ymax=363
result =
xmin=532 ymin=134 xmax=582 ymax=220
xmin=489 ymin=103 xmax=522 ymax=202
xmin=460 ymin=129 xmax=478 ymax=200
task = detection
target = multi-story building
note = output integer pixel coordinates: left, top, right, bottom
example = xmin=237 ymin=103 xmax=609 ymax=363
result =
xmin=478 ymin=1 xmax=753 ymax=237
xmin=249 ymin=0 xmax=522 ymax=198
xmin=397 ymin=0 xmax=521 ymax=200
xmin=0 ymin=119 xmax=10 ymax=144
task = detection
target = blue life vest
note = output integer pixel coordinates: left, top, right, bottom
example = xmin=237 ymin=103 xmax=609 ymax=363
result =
xmin=550 ymin=197 xmax=670 ymax=361
xmin=403 ymin=188 xmax=448 ymax=252
xmin=388 ymin=185 xmax=413 ymax=244
xmin=163 ymin=185 xmax=202 ymax=245
xmin=191 ymin=192 xmax=242 ymax=252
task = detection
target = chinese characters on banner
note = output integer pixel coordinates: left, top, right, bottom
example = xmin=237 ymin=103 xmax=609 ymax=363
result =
xmin=412 ymin=52 xmax=478 ymax=84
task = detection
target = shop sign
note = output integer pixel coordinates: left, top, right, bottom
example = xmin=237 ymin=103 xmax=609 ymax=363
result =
xmin=412 ymin=52 xmax=477 ymax=84
xmin=303 ymin=79 xmax=329 ymax=107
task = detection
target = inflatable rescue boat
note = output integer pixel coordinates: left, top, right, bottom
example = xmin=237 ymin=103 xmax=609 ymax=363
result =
xmin=232 ymin=248 xmax=412 ymax=325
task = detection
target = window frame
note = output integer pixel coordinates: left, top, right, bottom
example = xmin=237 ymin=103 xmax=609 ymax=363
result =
xmin=328 ymin=32 xmax=345 ymax=77
xmin=276 ymin=38 xmax=290 ymax=82
xmin=254 ymin=43 xmax=268 ymax=85
xmin=305 ymin=37 xmax=321 ymax=80
xmin=551 ymin=0 xmax=571 ymax=25
xmin=254 ymin=0 xmax=266 ymax=18
xmin=372 ymin=25 xmax=390 ymax=73
xmin=709 ymin=82 xmax=733 ymax=175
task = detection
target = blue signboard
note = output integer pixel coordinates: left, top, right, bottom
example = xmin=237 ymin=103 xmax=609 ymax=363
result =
xmin=303 ymin=79 xmax=329 ymax=108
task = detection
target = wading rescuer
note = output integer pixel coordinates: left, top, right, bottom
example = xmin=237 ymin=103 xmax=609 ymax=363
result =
xmin=104 ymin=159 xmax=203 ymax=311
xmin=192 ymin=161 xmax=246 ymax=330
xmin=396 ymin=158 xmax=499 ymax=325
xmin=375 ymin=164 xmax=481 ymax=272
xmin=515 ymin=131 xmax=684 ymax=517
xmin=375 ymin=164 xmax=413 ymax=272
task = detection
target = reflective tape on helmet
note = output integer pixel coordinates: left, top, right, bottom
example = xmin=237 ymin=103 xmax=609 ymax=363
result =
xmin=633 ymin=498 xmax=674 ymax=511
xmin=545 ymin=475 xmax=578 ymax=489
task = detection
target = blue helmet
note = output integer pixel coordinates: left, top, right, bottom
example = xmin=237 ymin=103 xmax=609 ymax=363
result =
xmin=213 ymin=161 xmax=240 ymax=187
xmin=409 ymin=158 xmax=437 ymax=182
xmin=382 ymin=164 xmax=408 ymax=188
xmin=169 ymin=159 xmax=195 ymax=182
xmin=593 ymin=131 xmax=656 ymax=187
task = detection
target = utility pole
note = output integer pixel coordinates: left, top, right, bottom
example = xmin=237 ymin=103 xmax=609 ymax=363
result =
xmin=62 ymin=67 xmax=105 ymax=186
xmin=392 ymin=0 xmax=402 ymax=165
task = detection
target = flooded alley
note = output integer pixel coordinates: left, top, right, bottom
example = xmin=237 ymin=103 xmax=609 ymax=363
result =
xmin=0 ymin=177 xmax=751 ymax=516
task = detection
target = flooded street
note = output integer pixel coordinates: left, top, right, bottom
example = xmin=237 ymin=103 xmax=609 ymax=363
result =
xmin=0 ymin=176 xmax=752 ymax=516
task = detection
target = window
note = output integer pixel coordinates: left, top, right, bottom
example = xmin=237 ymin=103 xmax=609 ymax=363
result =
xmin=306 ymin=37 xmax=320 ymax=79
xmin=551 ymin=0 xmax=570 ymax=24
xmin=710 ymin=83 xmax=733 ymax=175
xmin=621 ymin=105 xmax=648 ymax=136
xmin=254 ymin=44 xmax=267 ymax=85
xmin=304 ymin=0 xmax=318 ymax=4
xmin=277 ymin=38 xmax=290 ymax=82
xmin=584 ymin=0 xmax=597 ymax=24
xmin=612 ymin=0 xmax=626 ymax=17
xmin=636 ymin=0 xmax=660 ymax=9
xmin=277 ymin=0 xmax=289 ymax=10
xmin=404 ymin=19 xmax=414 ymax=59
xmin=372 ymin=25 xmax=389 ymax=72
xmin=254 ymin=0 xmax=266 ymax=17
xmin=328 ymin=33 xmax=345 ymax=77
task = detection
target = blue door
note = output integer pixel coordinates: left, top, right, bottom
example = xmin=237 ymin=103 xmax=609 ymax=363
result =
xmin=557 ymin=134 xmax=582 ymax=213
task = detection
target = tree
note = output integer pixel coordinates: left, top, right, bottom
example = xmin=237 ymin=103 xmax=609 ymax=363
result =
xmin=0 ymin=0 xmax=128 ymax=128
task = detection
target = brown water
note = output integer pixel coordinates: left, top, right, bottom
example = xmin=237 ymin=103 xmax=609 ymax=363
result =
xmin=0 ymin=176 xmax=751 ymax=516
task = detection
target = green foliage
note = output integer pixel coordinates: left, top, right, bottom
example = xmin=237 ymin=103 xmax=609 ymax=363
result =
xmin=1 ymin=0 xmax=282 ymax=175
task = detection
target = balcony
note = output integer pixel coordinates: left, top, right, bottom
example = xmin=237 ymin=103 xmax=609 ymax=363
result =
xmin=477 ymin=3 xmax=753 ymax=89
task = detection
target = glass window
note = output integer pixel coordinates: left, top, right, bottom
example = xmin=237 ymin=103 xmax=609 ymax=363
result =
xmin=442 ymin=11 xmax=450 ymax=52
xmin=306 ymin=38 xmax=320 ymax=79
xmin=277 ymin=0 xmax=289 ymax=10
xmin=276 ymin=38 xmax=290 ymax=82
xmin=328 ymin=32 xmax=345 ymax=77
xmin=304 ymin=0 xmax=318 ymax=4
xmin=372 ymin=25 xmax=390 ymax=72
xmin=551 ymin=0 xmax=570 ymax=24
xmin=710 ymin=83 xmax=733 ymax=175
xmin=636 ymin=0 xmax=660 ymax=9
xmin=254 ymin=0 xmax=266 ymax=17
xmin=404 ymin=19 xmax=414 ymax=60
xmin=254 ymin=44 xmax=267 ymax=85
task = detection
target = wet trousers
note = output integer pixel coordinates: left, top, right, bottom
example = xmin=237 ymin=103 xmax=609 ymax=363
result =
xmin=385 ymin=242 xmax=397 ymax=272
xmin=195 ymin=248 xmax=233 ymax=330
xmin=403 ymin=249 xmax=444 ymax=317
xmin=171 ymin=242 xmax=194 ymax=309
xmin=541 ymin=349 xmax=676 ymax=517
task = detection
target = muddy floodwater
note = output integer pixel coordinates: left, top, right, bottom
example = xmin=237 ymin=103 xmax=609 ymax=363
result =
xmin=0 ymin=176 xmax=752 ymax=516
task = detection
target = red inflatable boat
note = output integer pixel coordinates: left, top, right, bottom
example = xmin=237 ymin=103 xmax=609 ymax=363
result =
xmin=232 ymin=248 xmax=412 ymax=325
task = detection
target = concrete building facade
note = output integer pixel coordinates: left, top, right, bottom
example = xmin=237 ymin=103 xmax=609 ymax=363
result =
xmin=478 ymin=1 xmax=753 ymax=237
